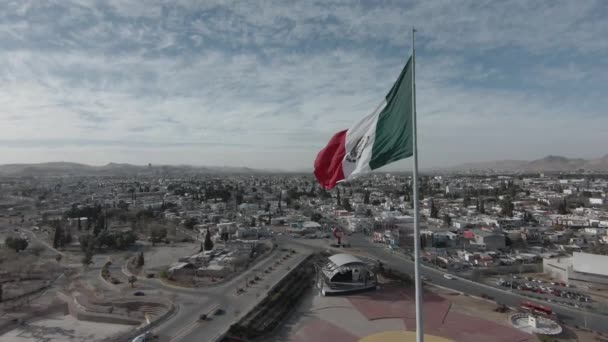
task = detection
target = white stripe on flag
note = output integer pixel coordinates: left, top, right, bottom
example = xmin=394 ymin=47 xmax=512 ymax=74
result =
xmin=342 ymin=99 xmax=388 ymax=180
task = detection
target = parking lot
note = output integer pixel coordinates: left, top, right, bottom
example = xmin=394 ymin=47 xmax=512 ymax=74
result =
xmin=492 ymin=275 xmax=597 ymax=311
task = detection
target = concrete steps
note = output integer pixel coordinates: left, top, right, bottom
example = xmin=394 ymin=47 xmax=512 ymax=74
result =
xmin=140 ymin=305 xmax=165 ymax=321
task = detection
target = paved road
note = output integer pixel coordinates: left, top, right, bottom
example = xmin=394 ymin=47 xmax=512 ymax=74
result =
xmin=281 ymin=234 xmax=607 ymax=334
xmin=16 ymin=221 xmax=311 ymax=342
xmin=141 ymin=243 xmax=313 ymax=342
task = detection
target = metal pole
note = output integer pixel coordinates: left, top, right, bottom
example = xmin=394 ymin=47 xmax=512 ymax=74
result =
xmin=411 ymin=27 xmax=424 ymax=342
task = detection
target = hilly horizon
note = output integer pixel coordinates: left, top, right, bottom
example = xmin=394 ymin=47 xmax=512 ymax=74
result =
xmin=2 ymin=154 xmax=608 ymax=176
xmin=444 ymin=154 xmax=608 ymax=172
xmin=0 ymin=161 xmax=277 ymax=176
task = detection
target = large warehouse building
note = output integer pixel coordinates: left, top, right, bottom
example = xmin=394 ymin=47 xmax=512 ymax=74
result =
xmin=543 ymin=252 xmax=608 ymax=289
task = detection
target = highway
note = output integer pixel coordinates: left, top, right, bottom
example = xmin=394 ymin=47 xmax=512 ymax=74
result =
xmin=281 ymin=234 xmax=608 ymax=334
xmin=136 ymin=243 xmax=313 ymax=342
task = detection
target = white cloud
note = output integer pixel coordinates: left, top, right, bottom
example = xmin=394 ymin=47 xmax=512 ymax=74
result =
xmin=0 ymin=0 xmax=607 ymax=169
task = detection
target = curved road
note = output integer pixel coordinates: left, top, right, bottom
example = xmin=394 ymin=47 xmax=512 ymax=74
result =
xmin=129 ymin=243 xmax=312 ymax=342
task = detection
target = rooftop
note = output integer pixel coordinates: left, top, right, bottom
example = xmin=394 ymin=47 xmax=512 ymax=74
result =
xmin=328 ymin=253 xmax=364 ymax=267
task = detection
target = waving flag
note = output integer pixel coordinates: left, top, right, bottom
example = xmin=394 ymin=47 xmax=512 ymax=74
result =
xmin=314 ymin=57 xmax=414 ymax=189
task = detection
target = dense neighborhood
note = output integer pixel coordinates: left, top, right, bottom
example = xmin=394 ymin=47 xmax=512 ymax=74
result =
xmin=1 ymin=167 xmax=608 ymax=341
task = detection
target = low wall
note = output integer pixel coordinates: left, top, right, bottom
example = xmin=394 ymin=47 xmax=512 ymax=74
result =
xmin=467 ymin=264 xmax=542 ymax=281
xmin=107 ymin=299 xmax=177 ymax=342
xmin=0 ymin=302 xmax=68 ymax=336
xmin=0 ymin=273 xmax=64 ymax=307
xmin=57 ymin=291 xmax=141 ymax=326
xmin=218 ymin=253 xmax=314 ymax=342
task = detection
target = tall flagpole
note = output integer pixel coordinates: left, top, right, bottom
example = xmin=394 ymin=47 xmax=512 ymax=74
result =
xmin=411 ymin=27 xmax=424 ymax=342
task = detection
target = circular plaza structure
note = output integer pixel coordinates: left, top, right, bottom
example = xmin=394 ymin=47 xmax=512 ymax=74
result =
xmin=316 ymin=253 xmax=377 ymax=296
xmin=509 ymin=313 xmax=562 ymax=335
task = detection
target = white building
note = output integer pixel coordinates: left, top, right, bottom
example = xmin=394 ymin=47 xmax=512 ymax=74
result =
xmin=433 ymin=231 xmax=459 ymax=247
xmin=346 ymin=217 xmax=372 ymax=233
xmin=589 ymin=198 xmax=604 ymax=205
xmin=543 ymin=252 xmax=608 ymax=289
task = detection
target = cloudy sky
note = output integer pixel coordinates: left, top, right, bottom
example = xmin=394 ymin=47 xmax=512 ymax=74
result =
xmin=1 ymin=0 xmax=608 ymax=170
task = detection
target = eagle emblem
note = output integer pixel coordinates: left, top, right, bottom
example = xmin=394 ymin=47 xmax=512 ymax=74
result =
xmin=345 ymin=135 xmax=370 ymax=163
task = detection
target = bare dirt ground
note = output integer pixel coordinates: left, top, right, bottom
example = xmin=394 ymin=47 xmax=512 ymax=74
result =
xmin=428 ymin=285 xmax=602 ymax=342
xmin=0 ymin=313 xmax=133 ymax=342
xmin=430 ymin=285 xmax=512 ymax=327
xmin=141 ymin=241 xmax=200 ymax=272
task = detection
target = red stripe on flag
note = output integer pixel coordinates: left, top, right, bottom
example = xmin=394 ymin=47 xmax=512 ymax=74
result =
xmin=314 ymin=129 xmax=347 ymax=190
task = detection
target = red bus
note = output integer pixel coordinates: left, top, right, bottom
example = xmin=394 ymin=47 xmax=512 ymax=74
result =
xmin=521 ymin=301 xmax=552 ymax=316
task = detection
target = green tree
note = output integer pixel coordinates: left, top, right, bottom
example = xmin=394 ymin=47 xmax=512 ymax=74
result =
xmin=115 ymin=235 xmax=126 ymax=250
xmin=117 ymin=200 xmax=130 ymax=211
xmin=204 ymin=228 xmax=214 ymax=251
xmin=477 ymin=199 xmax=485 ymax=214
xmin=523 ymin=210 xmax=538 ymax=224
xmin=64 ymin=228 xmax=73 ymax=245
xmin=500 ymin=197 xmax=514 ymax=217
xmin=363 ymin=191 xmax=370 ymax=205
xmin=443 ymin=214 xmax=452 ymax=227
xmin=52 ymin=221 xmax=64 ymax=248
xmin=5 ymin=237 xmax=28 ymax=252
xmin=128 ymin=275 xmax=137 ymax=288
xmin=128 ymin=188 xmax=136 ymax=200
xmin=420 ymin=234 xmax=427 ymax=249
xmin=136 ymin=251 xmax=144 ymax=267
xmin=93 ymin=216 xmax=104 ymax=236
xmin=184 ymin=217 xmax=199 ymax=230
xmin=318 ymin=188 xmax=329 ymax=199
xmin=81 ymin=248 xmax=94 ymax=268
xmin=336 ymin=188 xmax=341 ymax=206
xmin=341 ymin=198 xmax=352 ymax=212
xmin=311 ymin=212 xmax=323 ymax=222
xmin=79 ymin=234 xmax=95 ymax=252
xmin=309 ymin=183 xmax=316 ymax=197
xmin=429 ymin=199 xmax=439 ymax=218
xmin=557 ymin=199 xmax=569 ymax=215
xmin=590 ymin=244 xmax=608 ymax=255
xmin=150 ymin=226 xmax=167 ymax=246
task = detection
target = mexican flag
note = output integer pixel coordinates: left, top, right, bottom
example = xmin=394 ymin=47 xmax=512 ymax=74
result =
xmin=314 ymin=56 xmax=414 ymax=190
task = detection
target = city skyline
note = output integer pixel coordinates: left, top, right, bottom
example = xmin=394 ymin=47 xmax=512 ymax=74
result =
xmin=2 ymin=1 xmax=608 ymax=169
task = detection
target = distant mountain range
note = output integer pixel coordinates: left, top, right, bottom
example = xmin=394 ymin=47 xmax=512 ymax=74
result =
xmin=0 ymin=162 xmax=272 ymax=176
xmin=1 ymin=155 xmax=608 ymax=176
xmin=445 ymin=155 xmax=608 ymax=172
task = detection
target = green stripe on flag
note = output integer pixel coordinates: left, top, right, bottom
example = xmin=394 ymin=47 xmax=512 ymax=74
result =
xmin=369 ymin=57 xmax=414 ymax=170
